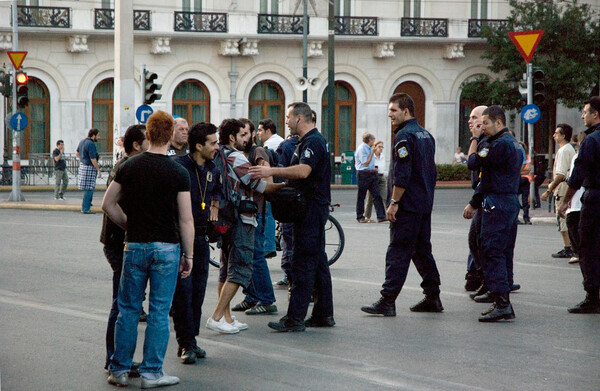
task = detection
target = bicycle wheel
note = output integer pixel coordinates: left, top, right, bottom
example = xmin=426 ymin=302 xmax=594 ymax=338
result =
xmin=324 ymin=215 xmax=344 ymax=266
xmin=208 ymin=243 xmax=220 ymax=268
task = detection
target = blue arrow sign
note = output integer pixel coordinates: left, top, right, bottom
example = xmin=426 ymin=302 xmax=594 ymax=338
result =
xmin=521 ymin=104 xmax=541 ymax=124
xmin=136 ymin=104 xmax=154 ymax=124
xmin=10 ymin=112 xmax=28 ymax=131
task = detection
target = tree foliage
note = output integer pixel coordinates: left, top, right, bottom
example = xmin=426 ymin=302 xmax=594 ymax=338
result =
xmin=463 ymin=0 xmax=600 ymax=109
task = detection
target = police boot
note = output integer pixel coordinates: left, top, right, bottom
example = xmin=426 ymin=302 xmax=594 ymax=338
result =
xmin=473 ymin=291 xmax=494 ymax=303
xmin=567 ymin=289 xmax=600 ymax=314
xmin=478 ymin=293 xmax=515 ymax=322
xmin=469 ymin=282 xmax=488 ymax=300
xmin=361 ymin=297 xmax=396 ymax=316
xmin=409 ymin=294 xmax=444 ymax=312
xmin=464 ymin=271 xmax=482 ymax=292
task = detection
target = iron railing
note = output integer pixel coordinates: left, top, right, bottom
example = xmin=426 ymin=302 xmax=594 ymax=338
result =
xmin=335 ymin=16 xmax=378 ymax=36
xmin=174 ymin=11 xmax=228 ymax=32
xmin=17 ymin=5 xmax=70 ymax=28
xmin=468 ymin=18 xmax=508 ymax=38
xmin=401 ymin=17 xmax=448 ymax=37
xmin=258 ymin=14 xmax=306 ymax=34
xmin=20 ymin=153 xmax=114 ymax=185
xmin=94 ymin=9 xmax=151 ymax=30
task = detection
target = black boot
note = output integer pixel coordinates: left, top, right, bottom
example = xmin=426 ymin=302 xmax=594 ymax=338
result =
xmin=473 ymin=291 xmax=494 ymax=303
xmin=464 ymin=271 xmax=482 ymax=292
xmin=409 ymin=295 xmax=444 ymax=312
xmin=361 ymin=297 xmax=396 ymax=316
xmin=478 ymin=293 xmax=515 ymax=322
xmin=469 ymin=283 xmax=488 ymax=300
xmin=568 ymin=290 xmax=600 ymax=314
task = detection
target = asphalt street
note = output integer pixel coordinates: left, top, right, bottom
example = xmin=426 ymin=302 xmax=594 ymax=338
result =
xmin=0 ymin=188 xmax=598 ymax=391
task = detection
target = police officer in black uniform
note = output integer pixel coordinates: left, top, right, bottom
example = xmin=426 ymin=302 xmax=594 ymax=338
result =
xmin=361 ymin=93 xmax=443 ymax=316
xmin=466 ymin=106 xmax=521 ymax=322
xmin=559 ymin=96 xmax=600 ymax=314
xmin=172 ymin=122 xmax=221 ymax=362
xmin=249 ymin=102 xmax=334 ymax=331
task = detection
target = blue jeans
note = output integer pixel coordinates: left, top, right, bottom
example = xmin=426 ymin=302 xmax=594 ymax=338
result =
xmin=82 ymin=189 xmax=94 ymax=212
xmin=104 ymin=246 xmax=123 ymax=368
xmin=264 ymin=203 xmax=277 ymax=254
xmin=244 ymin=213 xmax=276 ymax=305
xmin=110 ymin=242 xmax=180 ymax=380
xmin=280 ymin=222 xmax=294 ymax=278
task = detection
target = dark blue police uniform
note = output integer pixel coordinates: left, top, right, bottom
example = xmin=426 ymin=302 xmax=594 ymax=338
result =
xmin=381 ymin=118 xmax=441 ymax=300
xmin=286 ymin=128 xmax=333 ymax=322
xmin=468 ymin=128 xmax=521 ymax=295
xmin=173 ymin=155 xmax=221 ymax=351
xmin=566 ymin=123 xmax=600 ymax=296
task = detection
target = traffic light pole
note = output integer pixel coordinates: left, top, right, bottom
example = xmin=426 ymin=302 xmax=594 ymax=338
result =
xmin=8 ymin=0 xmax=25 ymax=202
xmin=527 ymin=63 xmax=535 ymax=203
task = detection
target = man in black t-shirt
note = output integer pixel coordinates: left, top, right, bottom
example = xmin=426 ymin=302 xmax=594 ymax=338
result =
xmin=102 ymin=111 xmax=194 ymax=389
xmin=52 ymin=140 xmax=68 ymax=200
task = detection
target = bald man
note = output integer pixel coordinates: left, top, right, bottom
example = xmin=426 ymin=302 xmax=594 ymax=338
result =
xmin=167 ymin=118 xmax=190 ymax=157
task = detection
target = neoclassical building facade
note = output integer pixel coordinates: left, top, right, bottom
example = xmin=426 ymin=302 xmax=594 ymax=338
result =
xmin=0 ymin=0 xmax=584 ymax=168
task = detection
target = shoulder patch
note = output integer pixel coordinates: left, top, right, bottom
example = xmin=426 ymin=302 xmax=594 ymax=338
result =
xmin=304 ymin=148 xmax=313 ymax=159
xmin=398 ymin=146 xmax=408 ymax=159
xmin=478 ymin=148 xmax=489 ymax=158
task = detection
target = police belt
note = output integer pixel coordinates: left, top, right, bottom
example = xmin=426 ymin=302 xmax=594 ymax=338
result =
xmin=195 ymin=225 xmax=211 ymax=235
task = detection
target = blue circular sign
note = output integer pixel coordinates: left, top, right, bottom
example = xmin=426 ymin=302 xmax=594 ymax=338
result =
xmin=10 ymin=112 xmax=28 ymax=131
xmin=521 ymin=104 xmax=541 ymax=124
xmin=136 ymin=105 xmax=154 ymax=124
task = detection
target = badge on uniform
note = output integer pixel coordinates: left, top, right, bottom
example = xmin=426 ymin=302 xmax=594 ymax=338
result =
xmin=304 ymin=149 xmax=312 ymax=159
xmin=478 ymin=148 xmax=489 ymax=158
xmin=206 ymin=171 xmax=212 ymax=182
xmin=398 ymin=146 xmax=408 ymax=159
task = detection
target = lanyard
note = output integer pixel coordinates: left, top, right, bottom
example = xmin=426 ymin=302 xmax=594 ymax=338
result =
xmin=190 ymin=155 xmax=208 ymax=210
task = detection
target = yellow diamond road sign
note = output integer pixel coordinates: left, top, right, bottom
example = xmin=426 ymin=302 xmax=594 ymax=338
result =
xmin=7 ymin=51 xmax=27 ymax=70
xmin=508 ymin=30 xmax=544 ymax=63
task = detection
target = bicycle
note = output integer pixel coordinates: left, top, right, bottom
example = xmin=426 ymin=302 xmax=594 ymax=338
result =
xmin=208 ymin=203 xmax=345 ymax=268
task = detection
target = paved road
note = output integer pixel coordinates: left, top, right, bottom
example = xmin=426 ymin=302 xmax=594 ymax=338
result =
xmin=0 ymin=189 xmax=597 ymax=391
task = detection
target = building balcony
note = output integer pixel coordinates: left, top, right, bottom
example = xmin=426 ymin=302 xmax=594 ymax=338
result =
xmin=93 ymin=9 xmax=151 ymax=30
xmin=174 ymin=11 xmax=228 ymax=33
xmin=335 ymin=16 xmax=377 ymax=36
xmin=258 ymin=14 xmax=306 ymax=34
xmin=17 ymin=5 xmax=70 ymax=28
xmin=468 ymin=19 xmax=508 ymax=38
xmin=401 ymin=17 xmax=448 ymax=37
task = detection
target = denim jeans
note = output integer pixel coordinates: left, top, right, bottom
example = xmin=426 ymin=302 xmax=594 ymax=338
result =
xmin=82 ymin=189 xmax=94 ymax=212
xmin=104 ymin=246 xmax=123 ymax=368
xmin=280 ymin=222 xmax=294 ymax=279
xmin=244 ymin=213 xmax=276 ymax=305
xmin=264 ymin=202 xmax=277 ymax=254
xmin=110 ymin=242 xmax=180 ymax=380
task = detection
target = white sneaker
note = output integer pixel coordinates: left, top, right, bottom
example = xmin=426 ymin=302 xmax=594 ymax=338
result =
xmin=568 ymin=256 xmax=580 ymax=264
xmin=231 ymin=316 xmax=248 ymax=331
xmin=206 ymin=316 xmax=239 ymax=334
xmin=141 ymin=371 xmax=179 ymax=389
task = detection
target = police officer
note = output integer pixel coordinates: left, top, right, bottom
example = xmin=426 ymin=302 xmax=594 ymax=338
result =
xmin=172 ymin=122 xmax=221 ymax=362
xmin=559 ymin=96 xmax=600 ymax=314
xmin=249 ymin=102 xmax=334 ymax=332
xmin=466 ymin=106 xmax=521 ymax=322
xmin=361 ymin=93 xmax=443 ymax=316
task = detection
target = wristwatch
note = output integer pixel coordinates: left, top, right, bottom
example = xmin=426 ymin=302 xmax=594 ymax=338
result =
xmin=390 ymin=199 xmax=399 ymax=205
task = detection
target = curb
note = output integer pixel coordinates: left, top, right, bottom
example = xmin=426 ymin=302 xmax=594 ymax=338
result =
xmin=0 ymin=203 xmax=103 ymax=213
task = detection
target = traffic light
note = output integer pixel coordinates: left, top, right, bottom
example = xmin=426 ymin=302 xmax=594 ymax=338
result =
xmin=518 ymin=73 xmax=527 ymax=102
xmin=143 ymin=69 xmax=162 ymax=105
xmin=532 ymin=68 xmax=545 ymax=105
xmin=0 ymin=68 xmax=11 ymax=97
xmin=16 ymin=71 xmax=29 ymax=109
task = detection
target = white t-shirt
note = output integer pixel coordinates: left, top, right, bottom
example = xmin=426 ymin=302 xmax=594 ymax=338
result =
xmin=374 ymin=152 xmax=387 ymax=177
xmin=566 ymin=153 xmax=584 ymax=214
xmin=263 ymin=134 xmax=284 ymax=150
xmin=453 ymin=152 xmax=466 ymax=164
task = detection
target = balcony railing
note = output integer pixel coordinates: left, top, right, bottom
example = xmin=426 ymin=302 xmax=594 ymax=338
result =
xmin=174 ymin=11 xmax=228 ymax=33
xmin=401 ymin=17 xmax=448 ymax=37
xmin=258 ymin=14 xmax=306 ymax=34
xmin=94 ymin=9 xmax=151 ymax=30
xmin=468 ymin=18 xmax=508 ymax=38
xmin=17 ymin=5 xmax=70 ymax=28
xmin=335 ymin=16 xmax=378 ymax=36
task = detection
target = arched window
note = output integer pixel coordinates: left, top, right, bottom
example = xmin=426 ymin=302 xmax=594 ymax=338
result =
xmin=7 ymin=76 xmax=50 ymax=158
xmin=172 ymin=79 xmax=210 ymax=125
xmin=92 ymin=78 xmax=114 ymax=153
xmin=322 ymin=81 xmax=356 ymax=155
xmin=248 ymin=80 xmax=285 ymax=137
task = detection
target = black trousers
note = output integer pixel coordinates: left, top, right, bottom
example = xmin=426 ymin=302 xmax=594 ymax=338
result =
xmin=578 ymin=199 xmax=600 ymax=292
xmin=356 ymin=171 xmax=386 ymax=220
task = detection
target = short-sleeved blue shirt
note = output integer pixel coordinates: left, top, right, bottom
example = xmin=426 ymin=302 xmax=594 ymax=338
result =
xmin=289 ymin=128 xmax=331 ymax=205
xmin=389 ymin=118 xmax=436 ymax=214
xmin=76 ymin=137 xmax=99 ymax=166
xmin=468 ymin=128 xmax=521 ymax=196
xmin=355 ymin=142 xmax=375 ymax=171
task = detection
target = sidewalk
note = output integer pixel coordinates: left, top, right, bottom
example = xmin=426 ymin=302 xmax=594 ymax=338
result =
xmin=0 ymin=187 xmax=104 ymax=213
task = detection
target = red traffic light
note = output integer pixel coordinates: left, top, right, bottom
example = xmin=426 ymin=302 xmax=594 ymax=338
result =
xmin=16 ymin=72 xmax=28 ymax=84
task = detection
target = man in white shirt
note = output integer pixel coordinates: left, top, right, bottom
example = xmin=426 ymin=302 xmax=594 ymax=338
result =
xmin=364 ymin=141 xmax=387 ymax=220
xmin=541 ymin=123 xmax=577 ymax=258
xmin=258 ymin=118 xmax=284 ymax=151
